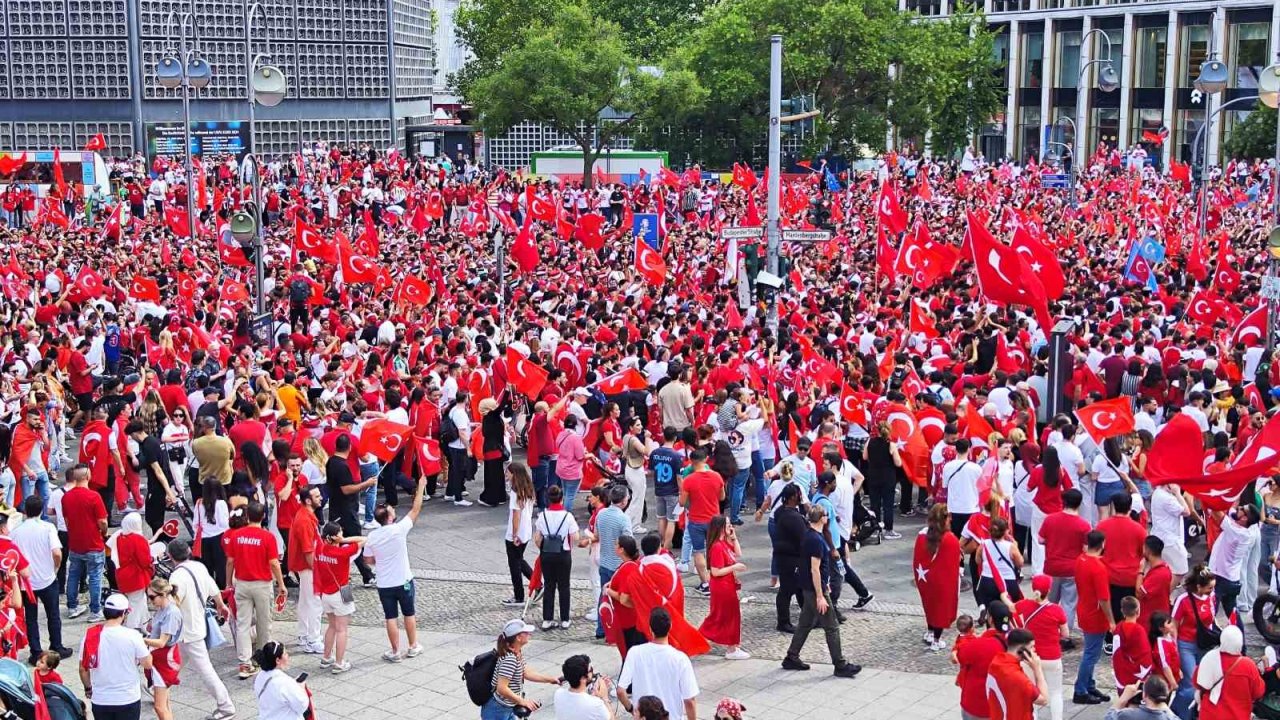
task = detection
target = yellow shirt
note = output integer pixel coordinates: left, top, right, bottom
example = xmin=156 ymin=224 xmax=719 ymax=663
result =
xmin=277 ymin=384 xmax=306 ymax=425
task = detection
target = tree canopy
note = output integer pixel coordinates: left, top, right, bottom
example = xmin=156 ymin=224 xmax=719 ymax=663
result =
xmin=1224 ymin=104 xmax=1278 ymax=162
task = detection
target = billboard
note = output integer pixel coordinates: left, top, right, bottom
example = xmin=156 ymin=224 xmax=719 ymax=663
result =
xmin=145 ymin=121 xmax=251 ymax=159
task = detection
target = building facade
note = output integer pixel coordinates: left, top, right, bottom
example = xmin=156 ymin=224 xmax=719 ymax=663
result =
xmin=0 ymin=0 xmax=436 ymax=158
xmin=910 ymin=0 xmax=1280 ymax=167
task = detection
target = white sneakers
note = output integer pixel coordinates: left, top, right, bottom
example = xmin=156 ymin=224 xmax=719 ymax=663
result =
xmin=725 ymin=648 xmax=751 ymax=661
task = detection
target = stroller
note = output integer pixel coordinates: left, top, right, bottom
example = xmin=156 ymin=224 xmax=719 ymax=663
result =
xmin=851 ymin=495 xmax=881 ymax=551
xmin=0 ymin=658 xmax=85 ymax=720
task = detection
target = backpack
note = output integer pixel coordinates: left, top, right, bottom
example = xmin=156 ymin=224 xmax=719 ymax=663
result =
xmin=540 ymin=512 xmax=569 ymax=556
xmin=439 ymin=403 xmax=460 ymax=444
xmin=289 ymin=278 xmax=311 ymax=305
xmin=459 ymin=649 xmax=498 ymax=706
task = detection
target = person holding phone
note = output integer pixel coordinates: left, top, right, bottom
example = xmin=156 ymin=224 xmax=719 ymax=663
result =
xmin=251 ymin=641 xmax=310 ymax=720
xmin=985 ymin=628 xmax=1049 ymax=719
xmin=553 ymin=654 xmax=614 ymax=720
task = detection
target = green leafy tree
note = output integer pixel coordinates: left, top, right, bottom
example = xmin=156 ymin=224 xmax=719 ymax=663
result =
xmin=460 ymin=2 xmax=705 ymax=186
xmin=1224 ymin=104 xmax=1278 ymax=162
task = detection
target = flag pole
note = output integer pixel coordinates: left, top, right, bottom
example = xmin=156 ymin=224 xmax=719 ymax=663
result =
xmin=495 ymin=229 xmax=506 ymax=344
xmin=765 ymin=34 xmax=782 ymax=334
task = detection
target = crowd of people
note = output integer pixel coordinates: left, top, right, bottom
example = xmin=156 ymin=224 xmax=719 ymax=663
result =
xmin=0 ymin=136 xmax=1276 ymax=720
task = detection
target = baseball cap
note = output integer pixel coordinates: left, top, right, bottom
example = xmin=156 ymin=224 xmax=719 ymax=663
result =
xmin=104 ymin=593 xmax=130 ymax=613
xmin=501 ymin=619 xmax=535 ymax=639
xmin=570 ymin=388 xmax=591 ymax=398
xmin=338 ymin=411 xmax=357 ymax=424
xmin=1031 ymin=574 xmax=1052 ymax=598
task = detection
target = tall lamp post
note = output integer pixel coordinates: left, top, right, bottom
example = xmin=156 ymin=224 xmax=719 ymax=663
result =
xmin=1190 ymin=55 xmax=1229 ymax=261
xmin=155 ymin=11 xmax=212 ymax=244
xmin=1074 ymin=29 xmax=1120 ymax=177
xmin=1256 ymin=59 xmax=1280 ymax=349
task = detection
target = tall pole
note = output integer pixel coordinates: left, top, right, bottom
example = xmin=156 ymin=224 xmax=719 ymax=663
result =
xmin=179 ymin=18 xmax=197 ymax=247
xmin=495 ymin=231 xmax=506 ymax=343
xmin=765 ymin=34 xmax=782 ymax=333
xmin=1270 ymin=90 xmax=1280 ymax=351
xmin=253 ymin=159 xmax=265 ymax=317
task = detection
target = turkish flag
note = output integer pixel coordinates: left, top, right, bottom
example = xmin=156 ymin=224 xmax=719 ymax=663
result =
xmin=511 ymin=216 xmax=541 ymax=274
xmin=84 ymin=133 xmax=107 ymax=152
xmin=1010 ymin=223 xmax=1065 ymax=299
xmin=656 ymin=166 xmax=682 ymax=188
xmin=220 ymin=278 xmax=250 ymax=304
xmin=885 ymin=402 xmax=930 ymax=486
xmin=634 ymin=236 xmax=667 ymax=286
xmin=359 ymin=418 xmax=412 ymax=462
xmin=415 ymin=435 xmax=443 ymax=476
xmin=1187 ymin=289 xmax=1230 ymax=324
xmin=396 ymin=274 xmax=433 ymax=306
xmin=725 ymin=302 xmax=744 ymax=331
xmin=1214 ymin=238 xmax=1241 ymax=293
xmin=555 ymin=344 xmax=589 ymax=388
xmin=164 ymin=206 xmax=190 ymax=237
xmin=527 ymin=187 xmax=557 ymax=224
xmin=595 ymin=367 xmax=648 ymax=395
xmin=1075 ymin=397 xmax=1136 ymax=444
xmin=878 ymin=338 xmax=896 ymax=382
xmin=732 ymin=162 xmax=757 ymax=189
xmin=129 ymin=276 xmax=161 ymax=303
xmin=876 ymin=184 xmax=908 ymax=234
xmin=338 ymin=239 xmax=380 ymax=284
xmin=1232 ymin=305 xmax=1267 ymax=347
xmin=40 ymin=198 xmax=69 ymax=230
xmin=174 ymin=272 xmax=198 ymax=300
xmin=876 ymin=225 xmax=897 ymax=281
xmin=1229 ymin=412 xmax=1280 ymax=469
xmin=507 ymin=347 xmax=549 ymax=399
xmin=1148 ymin=414 xmax=1277 ymax=509
xmin=801 ymin=348 xmax=841 ymax=390
xmin=100 ymin=202 xmax=124 ymax=241
xmin=963 ymin=403 xmax=996 ymax=448
xmin=839 ymin=383 xmax=868 ymax=426
xmin=965 ymin=211 xmax=1052 ymax=329
xmin=74 ymin=267 xmax=106 ymax=298
xmin=901 ymin=367 xmax=927 ymax=400
xmin=294 ymin=216 xmax=336 ymax=263
xmin=495 ymin=210 xmax=518 ymax=234
xmin=52 ymin=148 xmax=68 ymax=199
xmin=424 ymin=191 xmax=445 ymax=220
xmin=916 ymin=405 xmax=947 ymax=447
xmin=909 ymin=301 xmax=939 ymax=339
xmin=574 ymin=213 xmax=606 ymax=251
xmin=915 ymin=171 xmax=934 ymax=202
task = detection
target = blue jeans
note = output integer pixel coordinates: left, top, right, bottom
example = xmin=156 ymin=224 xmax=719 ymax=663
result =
xmin=680 ymin=525 xmax=692 ymax=566
xmin=750 ymin=451 xmax=766 ymax=508
xmin=560 ymin=476 xmax=580 ymax=513
xmin=66 ymin=551 xmax=104 ymax=614
xmin=479 ymin=696 xmax=517 ymax=720
xmin=531 ymin=458 xmax=550 ymax=510
xmin=1264 ymin=525 xmax=1280 ymax=584
xmin=729 ymin=468 xmax=750 ymax=522
xmin=596 ymin=565 xmax=616 ymax=637
xmin=1176 ymin=639 xmax=1203 ymax=705
xmin=22 ymin=472 xmax=49 ymax=519
xmin=1073 ymin=631 xmax=1104 ymax=696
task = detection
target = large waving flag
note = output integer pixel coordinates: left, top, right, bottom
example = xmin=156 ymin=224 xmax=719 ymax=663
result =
xmin=965 ymin=211 xmax=1052 ymax=329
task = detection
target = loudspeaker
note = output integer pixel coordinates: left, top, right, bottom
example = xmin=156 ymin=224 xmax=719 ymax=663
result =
xmin=251 ymin=65 xmax=286 ymax=107
xmin=1260 ymin=64 xmax=1280 ymax=109
xmin=1097 ymin=63 xmax=1120 ymax=93
xmin=230 ymin=207 xmax=257 ymax=242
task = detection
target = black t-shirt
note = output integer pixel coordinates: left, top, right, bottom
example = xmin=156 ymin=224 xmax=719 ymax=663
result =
xmin=325 ymin=455 xmax=357 ymax=528
xmin=648 ymin=447 xmax=683 ymax=497
xmin=802 ymin=528 xmax=829 ymax=594
xmin=138 ymin=435 xmax=174 ymax=493
xmin=974 ymin=333 xmax=998 ymax=374
xmin=774 ymin=505 xmax=808 ymax=559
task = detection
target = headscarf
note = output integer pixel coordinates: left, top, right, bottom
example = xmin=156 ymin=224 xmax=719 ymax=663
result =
xmin=1019 ymin=442 xmax=1041 ymax=468
xmin=106 ymin=511 xmax=145 ymax=557
xmin=1195 ymin=624 xmax=1245 ymax=705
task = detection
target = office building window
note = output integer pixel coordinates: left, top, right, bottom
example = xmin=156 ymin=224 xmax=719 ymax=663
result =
xmin=1092 ymin=107 xmax=1119 ymax=154
xmin=1131 ymin=108 xmax=1164 ymax=145
xmin=1134 ymin=27 xmax=1167 ymax=88
xmin=1175 ymin=109 xmax=1205 ymax=163
xmin=1022 ymin=32 xmax=1044 ymax=88
xmin=1180 ymin=25 xmax=1210 ymax=86
xmin=1231 ymin=22 xmax=1270 ymax=88
xmin=1018 ymin=106 xmax=1041 ymax=161
xmin=1057 ymin=31 xmax=1081 ymax=88
xmin=993 ymin=32 xmax=1011 ymax=86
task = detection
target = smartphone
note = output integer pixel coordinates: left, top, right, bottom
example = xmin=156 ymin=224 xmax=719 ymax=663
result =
xmin=296 ymin=672 xmax=309 ymax=683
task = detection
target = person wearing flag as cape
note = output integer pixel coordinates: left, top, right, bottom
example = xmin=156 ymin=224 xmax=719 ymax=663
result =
xmin=912 ymin=503 xmax=961 ymax=652
xmin=600 ymin=533 xmax=709 ymax=661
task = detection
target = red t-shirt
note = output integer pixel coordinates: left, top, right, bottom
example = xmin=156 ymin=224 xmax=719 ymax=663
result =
xmin=313 ymin=541 xmax=359 ymax=595
xmin=608 ymin=560 xmax=640 ymax=630
xmin=1098 ymin=515 xmax=1146 ymax=587
xmin=1153 ymin=636 xmax=1182 ymax=685
xmin=1074 ymin=554 xmax=1112 ymax=634
xmin=1137 ymin=562 xmax=1173 ymax=631
xmin=1112 ymin=619 xmax=1153 ymax=687
xmin=956 ymin=629 xmax=1004 ymax=716
xmin=1195 ymin=653 xmax=1265 ymax=720
xmin=1026 ymin=467 xmax=1072 ymax=514
xmin=272 ymin=470 xmax=301 ymax=531
xmin=986 ymin=651 xmax=1039 ymax=720
xmin=227 ymin=420 xmax=268 ymax=470
xmin=1172 ymin=592 xmax=1216 ymax=644
xmin=67 ymin=351 xmax=92 ymax=395
xmin=227 ymin=526 xmax=278 ymax=582
xmin=1013 ymin=599 xmax=1067 ymax=661
xmin=683 ymin=470 xmax=724 ymax=524
xmin=62 ymin=487 xmax=106 ymax=553
xmin=287 ymin=507 xmax=318 ymax=574
xmin=1038 ymin=511 xmax=1090 ymax=577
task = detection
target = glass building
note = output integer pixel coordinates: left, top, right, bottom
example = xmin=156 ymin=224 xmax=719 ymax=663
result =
xmin=906 ymin=0 xmax=1280 ymax=167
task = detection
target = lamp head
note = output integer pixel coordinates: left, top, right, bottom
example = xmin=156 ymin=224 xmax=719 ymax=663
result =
xmin=1259 ymin=63 xmax=1280 ymax=109
xmin=251 ymin=65 xmax=287 ymax=107
xmin=186 ymin=56 xmax=213 ymax=90
xmin=156 ymin=54 xmax=184 ymax=89
xmin=1096 ymin=63 xmax=1120 ymax=93
xmin=230 ymin=206 xmax=258 ymax=242
xmin=1269 ymin=227 xmax=1280 ymax=260
xmin=1194 ymin=59 xmax=1228 ymax=95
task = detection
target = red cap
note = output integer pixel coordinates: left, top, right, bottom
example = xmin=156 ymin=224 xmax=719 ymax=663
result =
xmin=1032 ymin=574 xmax=1052 ymax=597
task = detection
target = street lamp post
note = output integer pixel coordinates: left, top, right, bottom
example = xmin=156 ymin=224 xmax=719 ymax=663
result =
xmin=242 ymin=1 xmax=286 ymax=317
xmin=1256 ymin=59 xmax=1280 ymax=349
xmin=155 ymin=11 xmax=211 ymax=245
xmin=1191 ymin=54 xmax=1230 ymax=268
xmin=1074 ymin=29 xmax=1119 ymax=179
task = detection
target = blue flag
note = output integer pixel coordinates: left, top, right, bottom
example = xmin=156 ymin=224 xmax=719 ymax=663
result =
xmin=1135 ymin=235 xmax=1165 ymax=264
xmin=824 ymin=167 xmax=841 ymax=192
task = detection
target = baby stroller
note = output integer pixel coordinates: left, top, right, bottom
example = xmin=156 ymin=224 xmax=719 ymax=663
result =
xmin=0 ymin=658 xmax=85 ymax=720
xmin=1254 ymin=646 xmax=1280 ymax=719
xmin=851 ymin=495 xmax=881 ymax=551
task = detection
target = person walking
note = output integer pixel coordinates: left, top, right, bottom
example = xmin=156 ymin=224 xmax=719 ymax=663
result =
xmin=166 ymin=539 xmax=234 ymax=720
xmin=532 ymin=485 xmax=578 ymax=629
xmin=593 ymin=485 xmax=632 ymax=638
xmin=315 ymin=521 xmax=364 ymax=674
xmin=679 ymin=448 xmax=723 ymax=596
xmin=621 ymin=417 xmax=652 ymax=533
xmin=62 ymin=464 xmax=107 ymax=622
xmin=11 ymin=494 xmax=70 ymax=663
xmin=226 ymin=501 xmax=287 ymax=679
xmin=444 ymin=391 xmax=474 ymax=507
xmin=142 ymin=577 xmax=183 ymax=720
xmin=252 ymin=642 xmax=311 ymax=720
xmin=1014 ymin=575 xmax=1070 ymax=720
xmin=616 ymin=608 xmax=700 ymax=720
xmin=779 ymin=505 xmax=861 ymax=678
xmin=125 ymin=420 xmax=177 ymax=533
xmin=1040 ymin=488 xmax=1090 ymax=637
xmin=477 ymin=398 xmax=509 ymax=508
xmin=106 ymin=513 xmax=152 ymax=629
xmin=363 ymin=472 xmax=427 ymax=662
xmin=555 ymin=416 xmax=586 ymax=510
xmin=912 ymin=503 xmax=961 ymax=652
xmin=77 ymin=593 xmax=152 ymax=720
xmin=481 ymin=618 xmax=560 ymax=720
xmin=1073 ymin=530 xmax=1112 ymax=705
xmin=289 ymin=484 xmax=324 ymax=654
xmin=501 ymin=463 xmax=535 ymax=608
xmin=986 ymin=628 xmax=1050 ymax=718
xmin=193 ymin=479 xmax=230 ymax=587
xmin=698 ymin=515 xmax=749 ymax=660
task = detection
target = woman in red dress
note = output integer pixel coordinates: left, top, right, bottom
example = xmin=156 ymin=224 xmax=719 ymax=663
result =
xmin=913 ymin=503 xmax=961 ymax=652
xmin=698 ymin=515 xmax=749 ymax=659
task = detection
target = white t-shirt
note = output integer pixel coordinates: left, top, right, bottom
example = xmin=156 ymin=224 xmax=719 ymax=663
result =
xmin=47 ymin=485 xmax=67 ymax=531
xmin=447 ymin=404 xmax=471 ymax=450
xmin=1056 ymin=441 xmax=1087 ymax=481
xmin=534 ymin=509 xmax=580 ymax=552
xmin=1208 ymin=515 xmax=1251 ymax=582
xmin=766 ymin=479 xmax=810 ymax=520
xmin=1092 ymin=454 xmax=1128 ymax=486
xmin=170 ymin=561 xmax=220 ymax=643
xmin=506 ymin=491 xmax=533 ymax=544
xmin=364 ymin=517 xmax=413 ymax=589
xmin=553 ymin=688 xmax=610 ymax=720
xmin=941 ymin=458 xmax=982 ymax=515
xmin=615 ymin=642 xmax=700 ymax=720
xmin=11 ymin=518 xmax=60 ymax=591
xmin=80 ymin=624 xmax=149 ymax=705
xmin=1150 ymin=488 xmax=1186 ymax=547
xmin=253 ymin=668 xmax=311 ymax=720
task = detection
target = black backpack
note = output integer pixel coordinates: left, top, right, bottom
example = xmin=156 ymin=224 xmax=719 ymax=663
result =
xmin=289 ymin=278 xmax=311 ymax=305
xmin=439 ymin=403 xmax=460 ymax=444
xmin=460 ymin=650 xmax=498 ymax=706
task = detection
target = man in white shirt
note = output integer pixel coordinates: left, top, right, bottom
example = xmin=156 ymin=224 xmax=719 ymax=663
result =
xmin=167 ymin=540 xmax=235 ymax=719
xmin=941 ymin=439 xmax=983 ymax=534
xmin=616 ymin=608 xmax=700 ymax=720
xmin=1208 ymin=505 xmax=1260 ymax=620
xmin=554 ymin=654 xmax=615 ymax=720
xmin=79 ymin=593 xmax=153 ymax=719
xmin=445 ymin=389 xmax=473 ymax=506
xmin=364 ymin=474 xmax=427 ymax=661
xmin=1181 ymin=393 xmax=1211 ymax=434
xmin=1134 ymin=396 xmax=1159 ymax=435
xmin=11 ymin=497 xmax=70 ymax=659
xmin=1055 ymin=425 xmax=1092 ymax=524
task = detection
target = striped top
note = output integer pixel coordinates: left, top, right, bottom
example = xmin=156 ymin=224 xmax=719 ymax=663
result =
xmin=490 ymin=652 xmax=525 ymax=707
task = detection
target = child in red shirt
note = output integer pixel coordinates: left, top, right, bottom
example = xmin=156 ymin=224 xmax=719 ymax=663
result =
xmin=35 ymin=650 xmax=63 ymax=685
xmin=1113 ymin=596 xmax=1153 ymax=691
xmin=950 ymin=614 xmax=975 ymax=688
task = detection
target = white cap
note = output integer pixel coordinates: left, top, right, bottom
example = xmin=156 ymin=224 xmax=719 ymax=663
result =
xmin=502 ymin=619 xmax=535 ymax=638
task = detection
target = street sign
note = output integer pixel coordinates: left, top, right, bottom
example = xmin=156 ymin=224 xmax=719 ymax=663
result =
xmin=632 ymin=213 xmax=659 ymax=250
xmin=781 ymin=229 xmax=832 ymax=243
xmin=1041 ymin=173 xmax=1069 ymax=189
xmin=1262 ymin=276 xmax=1280 ymax=301
xmin=720 ymin=226 xmax=764 ymax=241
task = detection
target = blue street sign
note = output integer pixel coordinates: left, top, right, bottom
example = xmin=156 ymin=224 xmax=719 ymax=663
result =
xmin=633 ymin=213 xmax=659 ymax=250
xmin=1041 ymin=173 xmax=1069 ymax=190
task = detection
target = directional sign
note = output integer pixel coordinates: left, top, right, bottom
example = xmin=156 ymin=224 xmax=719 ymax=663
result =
xmin=1040 ymin=173 xmax=1069 ymax=190
xmin=720 ymin=226 xmax=765 ymax=241
xmin=781 ymin=229 xmax=832 ymax=243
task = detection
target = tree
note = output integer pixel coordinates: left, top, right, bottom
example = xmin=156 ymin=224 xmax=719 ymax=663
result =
xmin=656 ymin=0 xmax=1003 ymax=164
xmin=460 ymin=2 xmax=705 ymax=186
xmin=1224 ymin=104 xmax=1278 ymax=162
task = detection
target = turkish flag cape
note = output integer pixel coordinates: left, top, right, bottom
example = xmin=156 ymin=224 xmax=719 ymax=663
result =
xmin=79 ymin=419 xmax=113 ymax=490
xmin=913 ymin=531 xmax=961 ymax=629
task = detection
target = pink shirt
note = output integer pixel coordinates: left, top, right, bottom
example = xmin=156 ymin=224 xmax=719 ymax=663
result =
xmin=555 ymin=429 xmax=586 ymax=480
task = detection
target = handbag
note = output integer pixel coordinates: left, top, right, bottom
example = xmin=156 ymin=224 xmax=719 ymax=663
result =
xmin=1192 ymin=597 xmax=1222 ymax=651
xmin=322 ymin=545 xmax=357 ymax=604
xmin=178 ymin=566 xmax=227 ymax=649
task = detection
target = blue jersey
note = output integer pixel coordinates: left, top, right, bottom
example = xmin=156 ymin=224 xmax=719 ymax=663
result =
xmin=648 ymin=447 xmax=684 ymax=497
xmin=104 ymin=323 xmax=121 ymax=361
